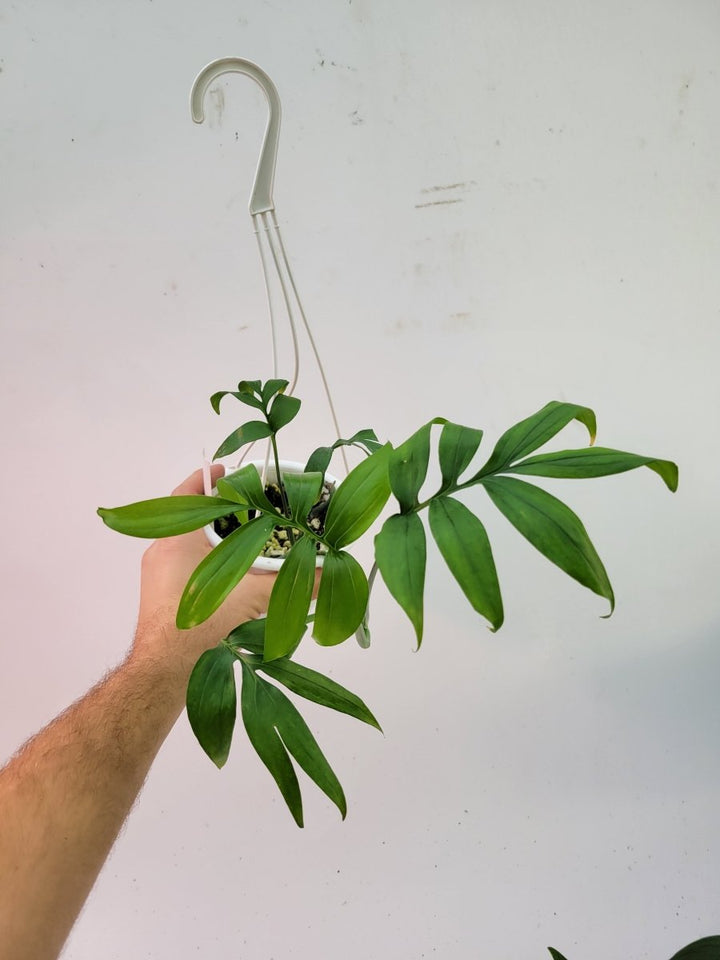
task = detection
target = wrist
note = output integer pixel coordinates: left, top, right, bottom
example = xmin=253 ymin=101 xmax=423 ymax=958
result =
xmin=131 ymin=606 xmax=253 ymax=701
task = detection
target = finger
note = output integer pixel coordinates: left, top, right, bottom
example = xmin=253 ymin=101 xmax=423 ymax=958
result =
xmin=172 ymin=464 xmax=225 ymax=497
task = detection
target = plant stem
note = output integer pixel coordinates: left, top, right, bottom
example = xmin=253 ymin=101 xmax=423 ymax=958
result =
xmin=366 ymin=561 xmax=379 ymax=596
xmin=269 ymin=431 xmax=296 ymax=544
xmin=414 ymin=473 xmax=489 ymax=514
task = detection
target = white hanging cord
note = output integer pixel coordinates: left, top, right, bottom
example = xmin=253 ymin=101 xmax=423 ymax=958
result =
xmin=252 ymin=212 xmax=280 ymax=485
xmin=260 ymin=211 xmax=301 ymax=396
xmin=270 ymin=209 xmax=350 ymax=475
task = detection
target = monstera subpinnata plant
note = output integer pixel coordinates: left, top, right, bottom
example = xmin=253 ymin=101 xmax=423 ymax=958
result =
xmin=98 ymin=378 xmax=678 ymax=826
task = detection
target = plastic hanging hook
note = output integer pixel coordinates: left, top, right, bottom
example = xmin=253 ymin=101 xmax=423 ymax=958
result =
xmin=190 ymin=57 xmax=281 ymax=215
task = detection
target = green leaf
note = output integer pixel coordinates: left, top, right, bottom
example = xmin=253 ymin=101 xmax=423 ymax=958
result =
xmin=547 ymin=950 xmax=570 ymax=960
xmin=482 ymin=475 xmax=615 ymax=614
xmin=305 ymin=445 xmax=334 ymax=475
xmin=324 ymin=444 xmax=392 ymax=548
xmin=213 ymin=420 xmax=272 ymax=460
xmin=97 ymin=495 xmax=240 ymax=539
xmin=304 ymin=429 xmax=382 ymax=474
xmin=438 ymin=421 xmax=484 ymax=489
xmin=389 ymin=419 xmax=446 ymax=513
xmin=374 ymin=512 xmax=426 ymax=647
xmin=240 ymin=664 xmax=347 ymax=823
xmin=428 ymin=496 xmax=503 ymax=631
xmin=313 ymin=550 xmax=369 ymax=646
xmin=226 ymin=618 xmax=266 ymax=655
xmin=264 ymin=679 xmax=346 ymax=819
xmin=507 ymin=446 xmax=679 ymax=492
xmin=240 ymin=662 xmax=303 ymax=826
xmin=176 ymin=515 xmax=276 ymax=628
xmin=261 ymin=378 xmax=290 ymax=405
xmin=476 ymin=401 xmax=597 ymax=477
xmin=267 ymin=393 xmax=301 ymax=432
xmin=238 ymin=379 xmax=262 ymax=394
xmin=669 ymin=936 xmax=720 ymax=959
xmin=210 ymin=389 xmax=263 ymax=414
xmin=347 ymin=428 xmax=382 ymax=454
xmin=257 ymin=657 xmax=381 ymax=730
xmin=186 ymin=645 xmax=237 ymax=768
xmin=283 ymin=471 xmax=324 ymax=524
xmin=217 ymin=463 xmax=277 ymax=514
xmin=264 ymin=535 xmax=318 ymax=660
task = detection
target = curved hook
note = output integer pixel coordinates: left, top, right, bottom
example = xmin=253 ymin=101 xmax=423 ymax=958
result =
xmin=190 ymin=57 xmax=281 ymax=215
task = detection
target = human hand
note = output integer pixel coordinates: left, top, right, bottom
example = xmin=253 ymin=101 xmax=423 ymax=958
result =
xmin=132 ymin=464 xmax=309 ymax=689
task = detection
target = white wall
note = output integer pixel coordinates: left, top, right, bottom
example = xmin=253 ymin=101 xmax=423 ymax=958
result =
xmin=2 ymin=2 xmax=719 ymax=957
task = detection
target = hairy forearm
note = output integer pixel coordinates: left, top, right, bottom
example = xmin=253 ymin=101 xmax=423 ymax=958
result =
xmin=0 ymin=636 xmax=186 ymax=960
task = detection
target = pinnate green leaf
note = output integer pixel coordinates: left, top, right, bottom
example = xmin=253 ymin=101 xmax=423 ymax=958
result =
xmin=213 ymin=420 xmax=272 ymax=460
xmin=97 ymin=495 xmax=240 ymax=539
xmin=238 ymin=379 xmax=262 ymax=394
xmin=186 ymin=644 xmax=237 ymax=768
xmin=264 ymin=535 xmax=318 ymax=660
xmin=283 ymin=471 xmax=324 ymax=524
xmin=258 ymin=656 xmax=381 ymax=730
xmin=304 ymin=429 xmax=382 ymax=474
xmin=267 ymin=393 xmax=301 ymax=432
xmin=304 ymin=445 xmax=334 ymax=475
xmin=428 ymin=496 xmax=503 ymax=631
xmin=374 ymin=512 xmax=426 ymax=647
xmin=240 ymin=663 xmax=303 ymax=826
xmin=438 ymin=421 xmax=484 ymax=489
xmin=313 ymin=550 xmax=369 ymax=646
xmin=347 ymin=428 xmax=382 ymax=453
xmin=265 ymin=680 xmax=346 ymax=819
xmin=226 ymin=618 xmax=266 ymax=655
xmin=217 ymin=463 xmax=277 ymax=514
xmin=261 ymin=378 xmax=290 ymax=405
xmin=482 ymin=475 xmax=614 ymax=614
xmin=210 ymin=389 xmax=263 ymax=414
xmin=324 ymin=444 xmax=392 ymax=548
xmin=240 ymin=664 xmax=347 ymax=824
xmin=508 ymin=446 xmax=678 ymax=491
xmin=176 ymin=515 xmax=276 ymax=628
xmin=476 ymin=401 xmax=597 ymax=477
xmin=389 ymin=419 xmax=446 ymax=513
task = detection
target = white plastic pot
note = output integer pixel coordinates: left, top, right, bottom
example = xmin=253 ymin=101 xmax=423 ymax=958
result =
xmin=204 ymin=459 xmax=338 ymax=573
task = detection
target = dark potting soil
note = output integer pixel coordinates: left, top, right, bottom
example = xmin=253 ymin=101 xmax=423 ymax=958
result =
xmin=213 ymin=479 xmax=333 ymax=558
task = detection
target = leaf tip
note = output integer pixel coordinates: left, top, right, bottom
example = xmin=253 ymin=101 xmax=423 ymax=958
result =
xmin=600 ymin=593 xmax=616 ymax=619
xmin=487 ymin=611 xmax=504 ymax=634
xmin=176 ymin=607 xmax=197 ymax=631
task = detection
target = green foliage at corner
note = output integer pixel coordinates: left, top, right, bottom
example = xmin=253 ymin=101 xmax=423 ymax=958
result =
xmin=548 ymin=936 xmax=720 ymax=960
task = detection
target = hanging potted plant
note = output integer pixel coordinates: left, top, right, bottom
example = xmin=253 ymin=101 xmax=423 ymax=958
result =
xmin=98 ymin=376 xmax=678 ymax=826
xmin=97 ymin=58 xmax=679 ymax=825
